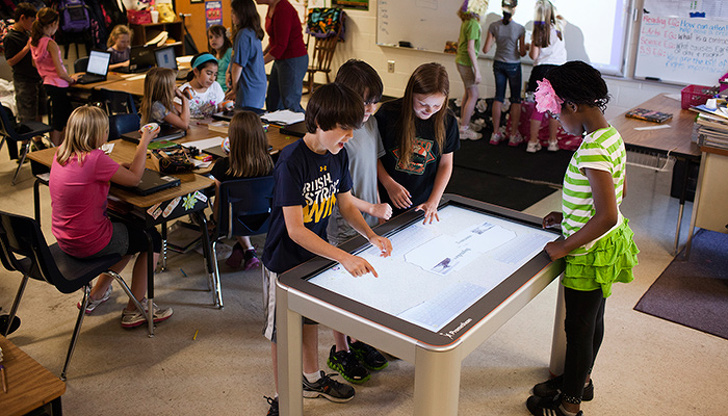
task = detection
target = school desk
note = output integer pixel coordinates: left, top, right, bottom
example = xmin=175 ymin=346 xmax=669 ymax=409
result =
xmin=276 ymin=195 xmax=566 ymax=416
xmin=26 ymin=127 xmax=216 ymax=334
xmin=685 ymin=144 xmax=728 ymax=258
xmin=0 ymin=335 xmax=66 ymax=416
xmin=609 ymin=93 xmax=702 ymax=255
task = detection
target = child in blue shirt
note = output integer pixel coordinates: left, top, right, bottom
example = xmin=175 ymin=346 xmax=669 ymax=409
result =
xmin=261 ymin=83 xmax=393 ymax=415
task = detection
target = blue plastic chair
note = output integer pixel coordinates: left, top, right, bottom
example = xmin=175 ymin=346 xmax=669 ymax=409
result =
xmin=211 ymin=176 xmax=275 ymax=307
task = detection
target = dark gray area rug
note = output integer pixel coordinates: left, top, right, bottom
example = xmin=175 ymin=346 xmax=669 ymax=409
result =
xmin=446 ymin=166 xmax=558 ymax=212
xmin=634 ymin=230 xmax=728 ymax=340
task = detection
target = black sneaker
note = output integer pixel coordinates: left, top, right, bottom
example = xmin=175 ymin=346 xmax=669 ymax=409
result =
xmin=327 ymin=345 xmax=370 ymax=384
xmin=302 ymin=371 xmax=355 ymax=402
xmin=533 ymin=375 xmax=594 ymax=401
xmin=264 ymin=396 xmax=278 ymax=416
xmin=347 ymin=336 xmax=388 ymax=371
xmin=526 ymin=394 xmax=583 ymax=416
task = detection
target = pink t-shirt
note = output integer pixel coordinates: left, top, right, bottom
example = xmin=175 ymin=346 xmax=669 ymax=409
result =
xmin=50 ymin=149 xmax=120 ymax=258
xmin=30 ymin=36 xmax=69 ymax=88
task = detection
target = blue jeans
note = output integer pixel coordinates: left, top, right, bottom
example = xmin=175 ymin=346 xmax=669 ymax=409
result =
xmin=492 ymin=60 xmax=522 ymax=104
xmin=266 ymin=54 xmax=309 ymax=112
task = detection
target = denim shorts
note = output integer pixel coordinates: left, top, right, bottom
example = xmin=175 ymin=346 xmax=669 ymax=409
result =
xmin=492 ymin=60 xmax=522 ymax=104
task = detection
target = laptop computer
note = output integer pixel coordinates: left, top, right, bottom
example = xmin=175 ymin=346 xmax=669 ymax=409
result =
xmin=279 ymin=121 xmax=307 ymax=138
xmin=76 ymin=50 xmax=111 ymax=84
xmin=154 ymin=46 xmax=190 ymax=81
xmin=120 ymin=124 xmax=186 ymax=144
xmin=117 ymin=169 xmax=181 ymax=196
xmin=127 ymin=45 xmax=156 ymax=73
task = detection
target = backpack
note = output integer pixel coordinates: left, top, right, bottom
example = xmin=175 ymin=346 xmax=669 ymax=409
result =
xmin=58 ymin=0 xmax=91 ymax=33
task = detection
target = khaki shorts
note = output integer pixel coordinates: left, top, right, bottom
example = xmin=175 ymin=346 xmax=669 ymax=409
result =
xmin=457 ymin=63 xmax=477 ymax=88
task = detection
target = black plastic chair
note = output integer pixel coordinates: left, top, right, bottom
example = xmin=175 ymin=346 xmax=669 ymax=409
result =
xmin=108 ymin=113 xmax=141 ymax=141
xmin=73 ymin=56 xmax=89 ymax=73
xmin=0 ymin=210 xmax=147 ymax=380
xmin=0 ymin=105 xmax=53 ymax=185
xmin=211 ymin=176 xmax=275 ymax=307
xmin=98 ymin=88 xmax=139 ymax=116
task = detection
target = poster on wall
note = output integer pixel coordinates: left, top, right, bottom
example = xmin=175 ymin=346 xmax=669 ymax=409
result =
xmin=205 ymin=1 xmax=223 ymax=27
xmin=309 ymin=0 xmax=327 ymax=8
xmin=332 ymin=0 xmax=368 ymax=11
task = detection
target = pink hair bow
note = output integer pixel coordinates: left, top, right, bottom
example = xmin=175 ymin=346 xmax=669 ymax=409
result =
xmin=534 ymin=79 xmax=564 ymax=114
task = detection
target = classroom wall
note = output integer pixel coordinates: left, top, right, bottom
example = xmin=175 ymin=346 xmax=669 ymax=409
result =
xmin=330 ymin=2 xmax=683 ymax=120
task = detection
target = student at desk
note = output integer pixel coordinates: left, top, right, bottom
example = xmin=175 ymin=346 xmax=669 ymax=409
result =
xmin=140 ymin=67 xmax=191 ymax=130
xmin=50 ymin=106 xmax=174 ymax=328
xmin=260 ymin=83 xmax=392 ymax=415
xmin=106 ymin=24 xmax=132 ymax=71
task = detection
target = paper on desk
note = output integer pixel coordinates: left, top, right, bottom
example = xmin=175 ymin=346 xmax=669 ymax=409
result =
xmin=177 ymin=56 xmax=193 ymax=64
xmin=192 ymin=159 xmax=211 ymax=168
xmin=634 ymin=125 xmax=672 ymax=131
xmin=262 ymin=109 xmax=305 ymax=125
xmin=182 ymin=136 xmax=226 ymax=150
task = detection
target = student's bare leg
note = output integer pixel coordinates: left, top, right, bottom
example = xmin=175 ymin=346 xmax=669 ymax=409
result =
xmin=302 ymin=323 xmax=319 ymax=374
xmin=492 ymin=100 xmax=502 ymax=133
xmin=461 ymin=85 xmax=479 ymax=130
xmin=50 ymin=129 xmax=64 ymax=146
xmin=126 ymin=251 xmax=160 ymax=310
xmin=235 ymin=235 xmax=254 ymax=251
xmin=510 ymin=103 xmax=522 ymax=138
xmin=89 ymin=255 xmax=132 ymax=300
xmin=548 ymin=117 xmax=560 ymax=143
xmin=333 ymin=330 xmax=348 ymax=352
xmin=529 ymin=118 xmax=541 ymax=145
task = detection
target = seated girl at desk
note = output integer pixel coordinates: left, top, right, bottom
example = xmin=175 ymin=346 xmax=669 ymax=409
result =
xmin=140 ymin=67 xmax=191 ymax=130
xmin=210 ymin=111 xmax=274 ymax=270
xmin=179 ymin=53 xmax=225 ymax=119
xmin=107 ymin=24 xmax=132 ymax=71
xmin=49 ymin=106 xmax=174 ymax=328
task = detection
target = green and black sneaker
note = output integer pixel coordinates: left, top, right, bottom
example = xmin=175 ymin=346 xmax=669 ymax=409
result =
xmin=327 ymin=345 xmax=370 ymax=384
xmin=347 ymin=336 xmax=388 ymax=371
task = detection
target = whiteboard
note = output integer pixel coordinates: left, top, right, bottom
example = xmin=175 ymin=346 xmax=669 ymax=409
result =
xmin=634 ymin=15 xmax=728 ymax=85
xmin=376 ymin=0 xmax=630 ymax=75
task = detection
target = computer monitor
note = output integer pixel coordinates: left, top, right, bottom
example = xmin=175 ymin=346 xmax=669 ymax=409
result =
xmin=86 ymin=50 xmax=111 ymax=76
xmin=154 ymin=46 xmax=177 ymax=70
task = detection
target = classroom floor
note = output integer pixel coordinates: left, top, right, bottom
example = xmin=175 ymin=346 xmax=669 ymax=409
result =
xmin=1 ymin=151 xmax=726 ymax=415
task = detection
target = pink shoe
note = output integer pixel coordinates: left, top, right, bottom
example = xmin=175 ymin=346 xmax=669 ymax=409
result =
xmin=489 ymin=132 xmax=504 ymax=145
xmin=243 ymin=249 xmax=260 ymax=271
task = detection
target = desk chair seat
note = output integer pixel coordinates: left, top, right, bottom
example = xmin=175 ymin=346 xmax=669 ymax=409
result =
xmin=74 ymin=56 xmax=89 ymax=73
xmin=0 ymin=211 xmax=148 ymax=380
xmin=211 ymin=176 xmax=275 ymax=308
xmin=0 ymin=105 xmax=53 ymax=185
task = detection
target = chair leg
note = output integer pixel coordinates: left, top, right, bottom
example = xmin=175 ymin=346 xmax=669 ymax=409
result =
xmin=11 ymin=140 xmax=32 ymax=186
xmin=0 ymin=137 xmax=5 ymax=153
xmin=61 ymin=284 xmax=91 ymax=381
xmin=211 ymin=240 xmax=224 ymax=309
xmin=160 ymin=221 xmax=168 ymax=271
xmin=3 ymin=275 xmax=29 ymax=337
xmin=106 ymin=270 xmax=148 ymax=322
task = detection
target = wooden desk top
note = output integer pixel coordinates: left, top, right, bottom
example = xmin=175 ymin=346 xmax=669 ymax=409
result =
xmin=98 ymin=75 xmax=146 ymax=96
xmin=609 ymin=94 xmax=701 ymax=159
xmin=0 ymin=336 xmax=66 ymax=416
xmin=70 ymin=73 xmax=127 ymax=90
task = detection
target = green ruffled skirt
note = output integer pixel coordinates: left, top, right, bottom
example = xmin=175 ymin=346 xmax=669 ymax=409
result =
xmin=563 ymin=218 xmax=639 ymax=298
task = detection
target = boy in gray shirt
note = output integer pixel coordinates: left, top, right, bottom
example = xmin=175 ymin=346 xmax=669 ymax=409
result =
xmin=326 ymin=59 xmax=393 ymax=384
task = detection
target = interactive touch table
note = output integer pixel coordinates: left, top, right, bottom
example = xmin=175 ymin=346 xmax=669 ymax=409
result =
xmin=276 ymin=195 xmax=566 ymax=415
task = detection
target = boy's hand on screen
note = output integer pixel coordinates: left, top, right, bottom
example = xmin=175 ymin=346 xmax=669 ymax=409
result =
xmin=368 ymin=235 xmax=392 ymax=258
xmin=384 ymin=181 xmax=412 ymax=209
xmin=545 ymin=240 xmax=568 ymax=261
xmin=371 ymin=203 xmax=393 ymax=220
xmin=341 ymin=254 xmax=378 ymax=278
xmin=415 ymin=201 xmax=440 ymax=225
xmin=542 ymin=211 xmax=563 ymax=229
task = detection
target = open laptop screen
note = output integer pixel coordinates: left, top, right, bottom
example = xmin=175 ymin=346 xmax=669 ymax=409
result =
xmin=155 ymin=47 xmax=177 ymax=70
xmin=86 ymin=50 xmax=111 ymax=76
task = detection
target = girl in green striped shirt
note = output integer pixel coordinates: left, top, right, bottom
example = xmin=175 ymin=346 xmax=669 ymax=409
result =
xmin=525 ymin=61 xmax=639 ymax=416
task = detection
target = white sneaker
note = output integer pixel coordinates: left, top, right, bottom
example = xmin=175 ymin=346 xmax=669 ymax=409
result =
xmin=121 ymin=300 xmax=173 ymax=328
xmin=77 ymin=285 xmax=112 ymax=314
xmin=459 ymin=128 xmax=482 ymax=141
xmin=508 ymin=133 xmax=524 ymax=147
xmin=489 ymin=132 xmax=505 ymax=145
xmin=547 ymin=140 xmax=559 ymax=151
xmin=526 ymin=141 xmax=543 ymax=153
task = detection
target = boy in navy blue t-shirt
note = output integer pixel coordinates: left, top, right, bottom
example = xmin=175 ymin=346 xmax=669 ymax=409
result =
xmin=261 ymin=83 xmax=392 ymax=415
